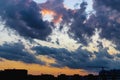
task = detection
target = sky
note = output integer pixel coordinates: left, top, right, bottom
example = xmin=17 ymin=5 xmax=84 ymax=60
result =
xmin=0 ymin=0 xmax=120 ymax=76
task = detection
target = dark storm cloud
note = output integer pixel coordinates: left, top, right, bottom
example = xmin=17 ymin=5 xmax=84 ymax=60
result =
xmin=1 ymin=41 xmax=119 ymax=72
xmin=0 ymin=0 xmax=95 ymax=45
xmin=69 ymin=0 xmax=120 ymax=46
xmin=39 ymin=0 xmax=120 ymax=46
xmin=40 ymin=0 xmax=95 ymax=45
xmin=0 ymin=42 xmax=44 ymax=64
xmin=65 ymin=0 xmax=120 ymax=46
xmin=69 ymin=2 xmax=94 ymax=45
xmin=89 ymin=0 xmax=120 ymax=46
xmin=32 ymin=45 xmax=120 ymax=72
xmin=94 ymin=0 xmax=120 ymax=11
xmin=0 ymin=0 xmax=52 ymax=40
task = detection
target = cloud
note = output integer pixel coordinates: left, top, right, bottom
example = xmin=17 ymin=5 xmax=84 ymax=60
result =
xmin=40 ymin=0 xmax=95 ymax=45
xmin=32 ymin=44 xmax=120 ymax=72
xmin=94 ymin=0 xmax=120 ymax=11
xmin=40 ymin=0 xmax=74 ymax=24
xmin=88 ymin=0 xmax=120 ymax=47
xmin=1 ymin=0 xmax=120 ymax=48
xmin=0 ymin=0 xmax=95 ymax=45
xmin=64 ymin=0 xmax=120 ymax=47
xmin=66 ymin=1 xmax=95 ymax=45
xmin=0 ymin=40 xmax=120 ymax=72
xmin=0 ymin=0 xmax=52 ymax=40
xmin=0 ymin=42 xmax=43 ymax=64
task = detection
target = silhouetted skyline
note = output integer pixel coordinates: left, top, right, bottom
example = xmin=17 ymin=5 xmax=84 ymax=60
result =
xmin=0 ymin=69 xmax=120 ymax=80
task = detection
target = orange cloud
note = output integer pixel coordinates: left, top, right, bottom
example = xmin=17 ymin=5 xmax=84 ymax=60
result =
xmin=36 ymin=55 xmax=56 ymax=66
xmin=0 ymin=59 xmax=89 ymax=76
xmin=41 ymin=9 xmax=56 ymax=16
xmin=41 ymin=9 xmax=62 ymax=24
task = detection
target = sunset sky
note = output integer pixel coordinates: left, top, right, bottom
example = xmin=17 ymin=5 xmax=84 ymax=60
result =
xmin=0 ymin=0 xmax=120 ymax=76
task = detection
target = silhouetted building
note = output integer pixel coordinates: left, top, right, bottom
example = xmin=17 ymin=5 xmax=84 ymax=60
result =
xmin=0 ymin=69 xmax=27 ymax=80
xmin=57 ymin=74 xmax=84 ymax=80
xmin=40 ymin=74 xmax=56 ymax=80
xmin=58 ymin=74 xmax=68 ymax=80
xmin=99 ymin=69 xmax=120 ymax=80
xmin=28 ymin=75 xmax=41 ymax=80
xmin=84 ymin=74 xmax=99 ymax=80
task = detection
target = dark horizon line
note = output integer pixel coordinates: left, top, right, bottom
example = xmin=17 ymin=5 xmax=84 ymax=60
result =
xmin=1 ymin=69 xmax=120 ymax=80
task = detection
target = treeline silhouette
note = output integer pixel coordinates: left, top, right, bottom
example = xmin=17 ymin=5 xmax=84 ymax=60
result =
xmin=0 ymin=69 xmax=120 ymax=80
